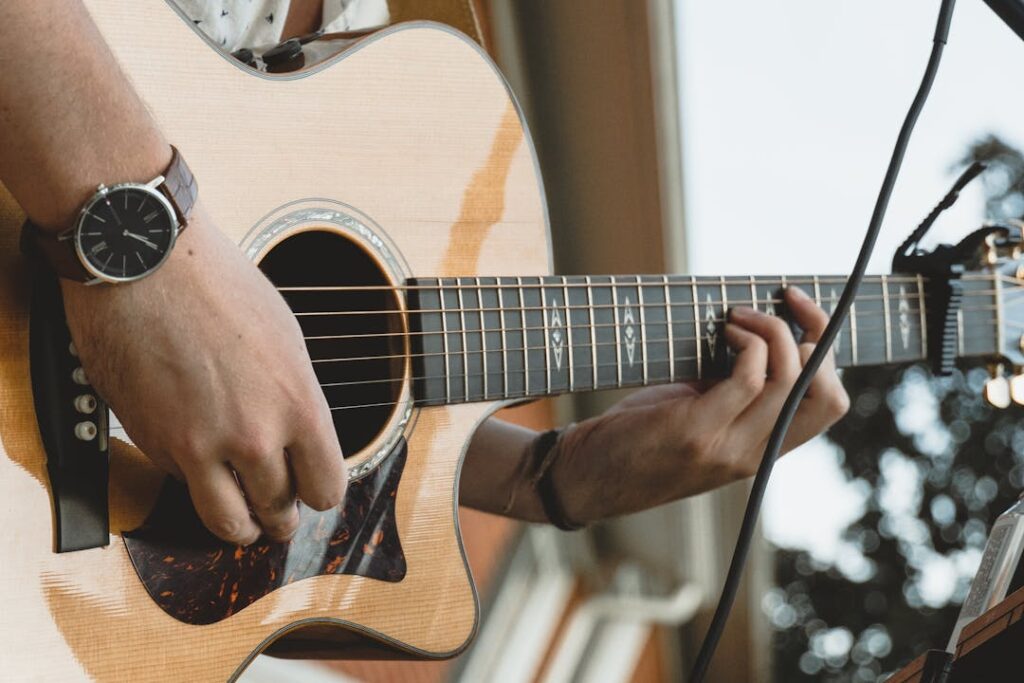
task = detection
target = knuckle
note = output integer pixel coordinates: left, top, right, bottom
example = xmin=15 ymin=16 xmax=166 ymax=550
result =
xmin=766 ymin=316 xmax=790 ymax=338
xmin=828 ymin=388 xmax=851 ymax=420
xmin=732 ymin=455 xmax=759 ymax=479
xmin=737 ymin=369 xmax=766 ymax=394
xmin=262 ymin=514 xmax=299 ymax=541
xmin=250 ymin=493 xmax=295 ymax=517
xmin=229 ymin=430 xmax=280 ymax=464
xmin=207 ymin=514 xmax=254 ymax=545
xmin=684 ymin=432 xmax=717 ymax=463
xmin=306 ymin=479 xmax=347 ymax=511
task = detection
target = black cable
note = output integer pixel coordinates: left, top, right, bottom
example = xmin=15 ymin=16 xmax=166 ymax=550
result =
xmin=687 ymin=1 xmax=957 ymax=680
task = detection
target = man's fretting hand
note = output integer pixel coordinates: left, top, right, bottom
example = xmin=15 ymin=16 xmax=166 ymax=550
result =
xmin=61 ymin=208 xmax=347 ymax=545
xmin=546 ymin=286 xmax=850 ymax=523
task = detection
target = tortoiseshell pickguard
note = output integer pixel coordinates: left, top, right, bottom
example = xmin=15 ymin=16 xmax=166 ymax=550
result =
xmin=123 ymin=440 xmax=407 ymax=626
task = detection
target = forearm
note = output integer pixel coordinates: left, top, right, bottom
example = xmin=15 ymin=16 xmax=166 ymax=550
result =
xmin=0 ymin=1 xmax=168 ymax=231
xmin=460 ymin=418 xmax=549 ymax=523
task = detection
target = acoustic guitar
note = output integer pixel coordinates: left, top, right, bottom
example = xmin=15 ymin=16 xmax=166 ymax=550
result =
xmin=2 ymin=2 xmax=1023 ymax=681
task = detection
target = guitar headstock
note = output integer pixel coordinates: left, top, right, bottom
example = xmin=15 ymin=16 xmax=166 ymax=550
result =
xmin=968 ymin=221 xmax=1024 ymax=407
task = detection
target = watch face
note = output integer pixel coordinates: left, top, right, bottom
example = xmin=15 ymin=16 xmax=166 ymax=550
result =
xmin=76 ymin=185 xmax=178 ymax=282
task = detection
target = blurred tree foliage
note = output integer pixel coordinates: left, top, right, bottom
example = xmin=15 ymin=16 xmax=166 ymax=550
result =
xmin=771 ymin=134 xmax=1024 ymax=682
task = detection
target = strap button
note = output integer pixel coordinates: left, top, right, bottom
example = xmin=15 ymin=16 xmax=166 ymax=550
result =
xmin=74 ymin=394 xmax=97 ymax=414
xmin=74 ymin=421 xmax=97 ymax=441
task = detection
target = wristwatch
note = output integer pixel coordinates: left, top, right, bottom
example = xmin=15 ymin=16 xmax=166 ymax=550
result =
xmin=21 ymin=146 xmax=197 ymax=284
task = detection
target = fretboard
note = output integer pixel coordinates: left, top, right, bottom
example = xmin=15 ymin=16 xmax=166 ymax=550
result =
xmin=407 ymin=274 xmax=1000 ymax=406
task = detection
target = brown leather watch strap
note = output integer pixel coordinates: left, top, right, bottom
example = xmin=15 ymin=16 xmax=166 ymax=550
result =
xmin=160 ymin=145 xmax=197 ymax=226
xmin=20 ymin=147 xmax=197 ymax=282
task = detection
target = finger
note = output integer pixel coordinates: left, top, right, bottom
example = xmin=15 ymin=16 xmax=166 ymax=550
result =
xmin=287 ymin=404 xmax=347 ymax=511
xmin=730 ymin=307 xmax=801 ymax=390
xmin=785 ymin=286 xmax=829 ymax=346
xmin=185 ymin=462 xmax=261 ymax=545
xmin=695 ymin=322 xmax=767 ymax=423
xmin=231 ymin=450 xmax=300 ymax=542
xmin=781 ymin=343 xmax=850 ymax=451
xmin=785 ymin=285 xmax=839 ymax=376
xmin=725 ymin=308 xmax=803 ymax=455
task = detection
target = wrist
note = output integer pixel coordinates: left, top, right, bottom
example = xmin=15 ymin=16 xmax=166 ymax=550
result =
xmin=20 ymin=141 xmax=172 ymax=234
xmin=530 ymin=427 xmax=585 ymax=531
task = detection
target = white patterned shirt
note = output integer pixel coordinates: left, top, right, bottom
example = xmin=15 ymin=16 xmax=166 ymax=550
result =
xmin=171 ymin=0 xmax=389 ymax=53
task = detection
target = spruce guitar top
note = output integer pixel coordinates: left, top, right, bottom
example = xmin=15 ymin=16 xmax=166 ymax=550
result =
xmin=1 ymin=2 xmax=1024 ymax=681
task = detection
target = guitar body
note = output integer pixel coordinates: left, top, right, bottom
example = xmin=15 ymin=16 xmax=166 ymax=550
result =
xmin=0 ymin=2 xmax=550 ymax=680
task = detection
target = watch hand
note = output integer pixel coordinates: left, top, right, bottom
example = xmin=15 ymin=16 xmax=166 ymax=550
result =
xmin=124 ymin=231 xmax=159 ymax=250
xmin=105 ymin=197 xmax=123 ymax=226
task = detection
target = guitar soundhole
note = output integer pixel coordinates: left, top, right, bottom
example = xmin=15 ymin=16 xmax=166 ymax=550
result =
xmin=258 ymin=230 xmax=405 ymax=459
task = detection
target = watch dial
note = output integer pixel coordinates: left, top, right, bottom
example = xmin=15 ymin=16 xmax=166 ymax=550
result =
xmin=78 ymin=187 xmax=176 ymax=280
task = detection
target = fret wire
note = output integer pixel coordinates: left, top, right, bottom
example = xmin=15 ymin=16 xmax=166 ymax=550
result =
xmin=850 ymin=300 xmax=859 ymax=365
xmin=476 ymin=277 xmax=488 ymax=400
xmin=564 ymin=275 xmax=575 ymax=393
xmin=439 ymin=280 xmax=452 ymax=403
xmin=813 ymin=275 xmax=822 ymax=308
xmin=498 ymin=282 xmax=509 ymax=399
xmin=587 ymin=276 xmax=598 ymax=390
xmin=749 ymin=276 xmax=758 ymax=313
xmin=882 ymin=275 xmax=892 ymax=363
xmin=664 ymin=275 xmax=675 ymax=382
xmin=518 ymin=277 xmax=529 ymax=396
xmin=613 ymin=278 xmax=623 ymax=388
xmin=457 ymin=282 xmax=470 ymax=402
xmin=917 ymin=274 xmax=928 ymax=360
xmin=638 ymin=275 xmax=649 ymax=385
xmin=692 ymin=276 xmax=702 ymax=380
xmin=541 ymin=279 xmax=552 ymax=396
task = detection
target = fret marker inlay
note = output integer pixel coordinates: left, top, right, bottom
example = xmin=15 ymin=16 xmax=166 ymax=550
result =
xmin=548 ymin=297 xmax=565 ymax=371
xmin=704 ymin=293 xmax=718 ymax=359
xmin=898 ymin=285 xmax=911 ymax=351
xmin=623 ymin=296 xmax=637 ymax=367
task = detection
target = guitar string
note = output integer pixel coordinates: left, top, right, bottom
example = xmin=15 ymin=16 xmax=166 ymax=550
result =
xmin=287 ymin=292 xmax=926 ymax=319
xmin=303 ymin=308 xmax=928 ymax=347
xmin=293 ymin=293 xmax=1013 ymax=345
xmin=309 ymin=317 xmax=923 ymax=366
xmin=311 ymin=317 xmax=999 ymax=397
xmin=273 ymin=272 xmax=1001 ymax=292
xmin=284 ymin=284 xmax=1019 ymax=320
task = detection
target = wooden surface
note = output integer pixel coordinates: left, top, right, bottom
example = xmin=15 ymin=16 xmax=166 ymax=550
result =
xmin=0 ymin=2 xmax=550 ymax=680
xmin=955 ymin=584 xmax=1024 ymax=660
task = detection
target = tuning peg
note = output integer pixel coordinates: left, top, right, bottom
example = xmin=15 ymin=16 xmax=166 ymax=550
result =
xmin=985 ymin=365 xmax=1012 ymax=409
xmin=1012 ymin=371 xmax=1024 ymax=406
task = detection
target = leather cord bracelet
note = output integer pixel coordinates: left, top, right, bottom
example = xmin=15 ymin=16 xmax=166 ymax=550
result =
xmin=529 ymin=428 xmax=584 ymax=532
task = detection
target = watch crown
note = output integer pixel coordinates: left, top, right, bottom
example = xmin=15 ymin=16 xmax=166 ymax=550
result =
xmin=97 ymin=183 xmax=107 ymax=193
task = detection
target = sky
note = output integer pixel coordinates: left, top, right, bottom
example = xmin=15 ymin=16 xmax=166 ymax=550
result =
xmin=675 ymin=0 xmax=1024 ymax=584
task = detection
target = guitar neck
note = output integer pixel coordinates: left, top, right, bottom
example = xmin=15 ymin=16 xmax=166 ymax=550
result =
xmin=407 ymin=273 xmax=1001 ymax=406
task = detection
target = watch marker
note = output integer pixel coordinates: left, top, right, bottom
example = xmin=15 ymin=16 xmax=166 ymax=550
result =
xmin=89 ymin=241 xmax=107 ymax=255
xmin=101 ymin=253 xmax=113 ymax=270
xmin=143 ymin=211 xmax=159 ymax=223
xmin=85 ymin=211 xmax=106 ymax=223
xmin=136 ymin=252 xmax=146 ymax=268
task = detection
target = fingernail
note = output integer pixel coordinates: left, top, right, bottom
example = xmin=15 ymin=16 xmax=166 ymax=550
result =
xmin=730 ymin=306 xmax=757 ymax=320
xmin=788 ymin=286 xmax=810 ymax=301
